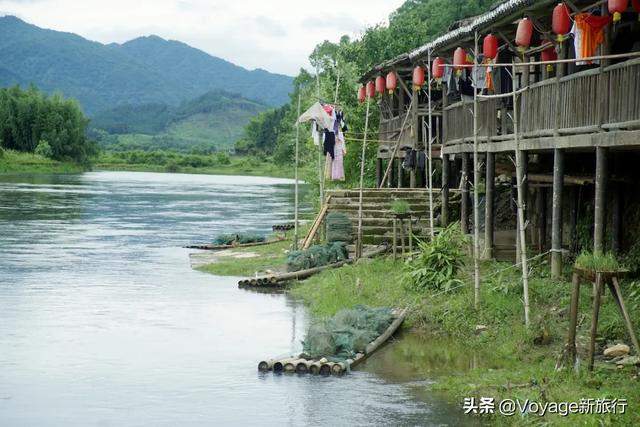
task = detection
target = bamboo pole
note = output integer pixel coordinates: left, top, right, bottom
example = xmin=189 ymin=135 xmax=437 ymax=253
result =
xmin=512 ymin=63 xmax=531 ymax=327
xmin=472 ymin=32 xmax=481 ymax=310
xmin=427 ymin=49 xmax=435 ymax=238
xmin=294 ymin=92 xmax=301 ymax=250
xmin=315 ymin=66 xmax=325 ymax=208
xmin=379 ymin=96 xmax=415 ymax=188
xmin=356 ymin=95 xmax=371 ymax=259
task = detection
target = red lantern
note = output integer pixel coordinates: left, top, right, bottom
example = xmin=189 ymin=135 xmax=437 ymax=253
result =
xmin=357 ymin=85 xmax=366 ymax=103
xmin=515 ymin=18 xmax=534 ymax=51
xmin=375 ymin=76 xmax=386 ymax=94
xmin=432 ymin=57 xmax=445 ymax=80
xmin=385 ymin=71 xmax=397 ymax=94
xmin=552 ymin=3 xmax=571 ymax=41
xmin=483 ymin=34 xmax=499 ymax=60
xmin=412 ymin=66 xmax=425 ymax=90
xmin=453 ymin=47 xmax=467 ymax=72
xmin=632 ymin=0 xmax=640 ymax=20
xmin=366 ymin=80 xmax=376 ymax=98
xmin=541 ymin=43 xmax=558 ymax=72
xmin=609 ymin=0 xmax=629 ymax=22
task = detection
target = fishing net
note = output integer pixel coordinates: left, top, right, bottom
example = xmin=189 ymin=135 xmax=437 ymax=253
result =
xmin=286 ymin=242 xmax=348 ymax=272
xmin=213 ymin=233 xmax=265 ymax=245
xmin=301 ymin=305 xmax=395 ymax=360
xmin=325 ymin=212 xmax=353 ymax=243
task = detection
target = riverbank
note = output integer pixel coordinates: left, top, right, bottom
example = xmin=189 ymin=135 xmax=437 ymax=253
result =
xmin=195 ymin=241 xmax=640 ymax=425
xmin=0 ymin=149 xmax=86 ymax=174
xmin=95 ymin=153 xmax=294 ymax=179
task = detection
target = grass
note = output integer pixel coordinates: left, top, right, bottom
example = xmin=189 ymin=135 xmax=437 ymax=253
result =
xmin=196 ymin=239 xmax=292 ymax=276
xmin=575 ymin=251 xmax=625 ymax=272
xmin=0 ymin=149 xmax=85 ymax=174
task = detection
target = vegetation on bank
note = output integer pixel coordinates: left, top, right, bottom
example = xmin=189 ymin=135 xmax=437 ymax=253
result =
xmin=0 ymin=149 xmax=86 ymax=174
xmin=195 ymin=239 xmax=291 ymax=277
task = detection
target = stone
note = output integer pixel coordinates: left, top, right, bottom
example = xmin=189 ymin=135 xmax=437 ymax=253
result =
xmin=603 ymin=344 xmax=630 ymax=358
xmin=615 ymin=356 xmax=640 ymax=367
xmin=475 ymin=325 xmax=488 ymax=335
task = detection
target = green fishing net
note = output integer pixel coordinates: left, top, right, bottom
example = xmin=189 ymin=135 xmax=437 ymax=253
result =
xmin=325 ymin=212 xmax=353 ymax=243
xmin=213 ymin=233 xmax=265 ymax=245
xmin=286 ymin=242 xmax=348 ymax=272
xmin=301 ymin=306 xmax=395 ymax=360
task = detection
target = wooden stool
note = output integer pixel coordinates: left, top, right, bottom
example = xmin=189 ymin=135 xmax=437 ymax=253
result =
xmin=565 ymin=268 xmax=639 ymax=371
xmin=392 ymin=214 xmax=413 ymax=259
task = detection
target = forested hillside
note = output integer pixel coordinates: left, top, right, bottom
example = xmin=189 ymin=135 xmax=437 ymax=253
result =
xmin=237 ymin=0 xmax=497 ymax=188
xmin=0 ymin=16 xmax=292 ymax=114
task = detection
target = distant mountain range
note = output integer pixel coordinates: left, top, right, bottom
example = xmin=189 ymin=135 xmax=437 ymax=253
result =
xmin=0 ymin=16 xmax=293 ymax=115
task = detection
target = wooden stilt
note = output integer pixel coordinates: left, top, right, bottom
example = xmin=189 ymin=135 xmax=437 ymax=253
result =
xmin=442 ymin=155 xmax=450 ymax=226
xmin=536 ymin=187 xmax=547 ymax=252
xmin=484 ymin=152 xmax=495 ymax=259
xmin=588 ymin=272 xmax=604 ymax=371
xmin=611 ymin=183 xmax=621 ymax=254
xmin=461 ymin=153 xmax=470 ymax=235
xmin=472 ymin=31 xmax=481 ymax=310
xmin=567 ymin=272 xmax=581 ymax=366
xmin=392 ymin=218 xmax=397 ymax=260
xmin=610 ymin=277 xmax=640 ymax=356
xmin=375 ymin=158 xmax=382 ymax=188
xmin=551 ymin=148 xmax=564 ymax=279
xmin=594 ymin=147 xmax=608 ymax=255
xmin=569 ymin=187 xmax=578 ymax=255
xmin=397 ymin=158 xmax=404 ymax=189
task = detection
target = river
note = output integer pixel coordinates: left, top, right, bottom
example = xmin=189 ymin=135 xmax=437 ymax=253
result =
xmin=0 ymin=171 xmax=473 ymax=426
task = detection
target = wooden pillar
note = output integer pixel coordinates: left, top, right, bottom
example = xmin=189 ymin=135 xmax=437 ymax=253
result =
xmin=536 ymin=187 xmax=547 ymax=252
xmin=612 ymin=183 xmax=621 ymax=254
xmin=569 ymin=186 xmax=579 ymax=255
xmin=375 ymin=158 xmax=383 ymax=188
xmin=484 ymin=152 xmax=495 ymax=259
xmin=594 ymin=147 xmax=608 ymax=255
xmin=461 ymin=153 xmax=470 ymax=234
xmin=551 ymin=148 xmax=564 ymax=279
xmin=441 ymin=155 xmax=450 ymax=227
xmin=397 ymin=157 xmax=404 ymax=189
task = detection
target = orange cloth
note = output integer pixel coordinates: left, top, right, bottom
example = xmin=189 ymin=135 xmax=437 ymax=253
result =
xmin=572 ymin=13 xmax=612 ymax=65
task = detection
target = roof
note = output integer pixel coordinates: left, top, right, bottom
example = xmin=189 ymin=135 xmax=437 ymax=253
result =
xmin=361 ymin=0 xmax=559 ymax=82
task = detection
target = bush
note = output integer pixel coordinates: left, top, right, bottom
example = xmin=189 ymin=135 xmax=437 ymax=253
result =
xmin=575 ymin=251 xmax=624 ymax=272
xmin=390 ymin=199 xmax=411 ymax=215
xmin=165 ymin=161 xmax=179 ymax=173
xmin=216 ymin=152 xmax=231 ymax=165
xmin=34 ymin=140 xmax=53 ymax=158
xmin=403 ymin=223 xmax=468 ymax=292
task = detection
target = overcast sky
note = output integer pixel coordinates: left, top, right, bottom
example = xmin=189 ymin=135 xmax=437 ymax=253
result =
xmin=0 ymin=0 xmax=405 ymax=76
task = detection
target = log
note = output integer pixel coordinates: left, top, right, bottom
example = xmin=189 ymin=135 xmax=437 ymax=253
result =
xmin=551 ymin=149 xmax=564 ymax=279
xmin=185 ymin=238 xmax=284 ymax=251
xmin=273 ymin=357 xmax=297 ymax=373
xmin=365 ymin=309 xmax=408 ymax=355
xmin=284 ymin=359 xmax=305 ymax=373
xmin=319 ymin=362 xmax=333 ymax=376
xmin=258 ymin=359 xmax=276 ymax=372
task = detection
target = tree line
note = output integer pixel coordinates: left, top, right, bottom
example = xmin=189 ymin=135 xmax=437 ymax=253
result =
xmin=0 ymin=85 xmax=96 ymax=164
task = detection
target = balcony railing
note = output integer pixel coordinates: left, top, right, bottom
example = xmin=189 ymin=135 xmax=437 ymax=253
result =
xmin=442 ymin=58 xmax=640 ymax=146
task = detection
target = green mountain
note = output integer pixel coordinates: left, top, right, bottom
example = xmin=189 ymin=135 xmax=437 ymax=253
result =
xmin=93 ymin=90 xmax=268 ymax=152
xmin=0 ymin=16 xmax=292 ymax=114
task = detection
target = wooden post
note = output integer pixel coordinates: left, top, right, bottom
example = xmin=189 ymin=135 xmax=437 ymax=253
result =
xmin=594 ymin=147 xmax=607 ymax=255
xmin=567 ymin=272 xmax=581 ymax=367
xmin=442 ymin=155 xmax=450 ymax=227
xmin=537 ymin=187 xmax=547 ymax=252
xmin=512 ymin=63 xmax=531 ymax=327
xmin=397 ymin=157 xmax=404 ymax=188
xmin=294 ymin=92 xmax=301 ymax=250
xmin=356 ymin=96 xmax=371 ymax=259
xmin=375 ymin=158 xmax=382 ymax=188
xmin=588 ymin=272 xmax=604 ymax=371
xmin=472 ymin=31 xmax=481 ymax=309
xmin=427 ymin=48 xmax=435 ymax=237
xmin=611 ymin=183 xmax=621 ymax=254
xmin=484 ymin=152 xmax=495 ymax=259
xmin=315 ymin=66 xmax=325 ymax=207
xmin=393 ymin=218 xmax=397 ymax=259
xmin=461 ymin=153 xmax=470 ymax=235
xmin=551 ymin=148 xmax=564 ymax=279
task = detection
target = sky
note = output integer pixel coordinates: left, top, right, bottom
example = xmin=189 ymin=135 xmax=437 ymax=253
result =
xmin=0 ymin=0 xmax=406 ymax=76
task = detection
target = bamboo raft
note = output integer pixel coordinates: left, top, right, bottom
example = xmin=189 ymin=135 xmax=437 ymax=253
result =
xmin=258 ymin=308 xmax=407 ymax=376
xmin=185 ymin=237 xmax=285 ymax=251
xmin=238 ymin=244 xmax=388 ymax=288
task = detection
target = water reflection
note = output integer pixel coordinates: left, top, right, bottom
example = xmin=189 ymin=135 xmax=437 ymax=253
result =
xmin=0 ymin=171 xmax=472 ymax=426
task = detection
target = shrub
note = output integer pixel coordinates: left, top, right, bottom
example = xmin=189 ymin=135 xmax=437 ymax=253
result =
xmin=390 ymin=199 xmax=411 ymax=215
xmin=34 ymin=140 xmax=53 ymax=158
xmin=216 ymin=152 xmax=231 ymax=165
xmin=165 ymin=161 xmax=179 ymax=173
xmin=403 ymin=223 xmax=467 ymax=292
xmin=575 ymin=251 xmax=623 ymax=272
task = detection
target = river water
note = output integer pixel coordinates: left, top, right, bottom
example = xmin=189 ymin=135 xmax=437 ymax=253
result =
xmin=0 ymin=171 xmax=473 ymax=426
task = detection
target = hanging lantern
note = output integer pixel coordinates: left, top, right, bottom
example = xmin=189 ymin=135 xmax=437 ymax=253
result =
xmin=541 ymin=43 xmax=558 ymax=73
xmin=453 ymin=47 xmax=467 ymax=74
xmin=432 ymin=57 xmax=445 ymax=80
xmin=483 ymin=34 xmax=499 ymax=60
xmin=385 ymin=71 xmax=397 ymax=94
xmin=412 ymin=66 xmax=425 ymax=91
xmin=609 ymin=0 xmax=629 ymax=22
xmin=366 ymin=80 xmax=376 ymax=98
xmin=515 ymin=18 xmax=534 ymax=53
xmin=375 ymin=76 xmax=386 ymax=94
xmin=357 ymin=85 xmax=366 ymax=103
xmin=552 ymin=3 xmax=572 ymax=42
xmin=633 ymin=0 xmax=640 ymax=20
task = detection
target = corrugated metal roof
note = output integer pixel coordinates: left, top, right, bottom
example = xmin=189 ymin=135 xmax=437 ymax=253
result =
xmin=361 ymin=0 xmax=558 ymax=81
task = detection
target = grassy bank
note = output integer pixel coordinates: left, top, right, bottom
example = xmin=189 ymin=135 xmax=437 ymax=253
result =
xmin=0 ymin=149 xmax=86 ymax=174
xmin=196 ymin=239 xmax=291 ymax=276
xmin=196 ymin=239 xmax=639 ymax=424
xmin=95 ymin=152 xmax=294 ymax=178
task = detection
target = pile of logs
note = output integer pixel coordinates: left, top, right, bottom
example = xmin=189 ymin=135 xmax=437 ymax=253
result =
xmin=272 ymin=223 xmax=295 ymax=232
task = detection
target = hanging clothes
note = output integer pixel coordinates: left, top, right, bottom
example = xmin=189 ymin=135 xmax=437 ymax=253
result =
xmin=323 ymin=130 xmax=336 ymax=159
xmin=416 ymin=151 xmax=426 ymax=171
xmin=402 ymin=149 xmax=416 ymax=170
xmin=311 ymin=122 xmax=322 ymax=146
xmin=571 ymin=13 xmax=612 ymax=65
xmin=297 ymin=102 xmax=333 ymax=130
xmin=471 ymin=64 xmax=487 ymax=90
xmin=331 ymin=131 xmax=346 ymax=181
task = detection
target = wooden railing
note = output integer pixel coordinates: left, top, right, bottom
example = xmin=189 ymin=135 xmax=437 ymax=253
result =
xmin=442 ymin=58 xmax=640 ymax=146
